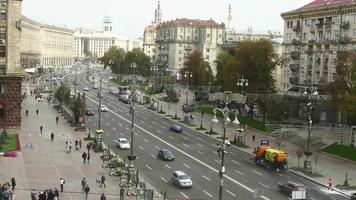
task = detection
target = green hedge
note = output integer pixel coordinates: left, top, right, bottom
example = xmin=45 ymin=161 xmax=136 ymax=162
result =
xmin=323 ymin=144 xmax=356 ymax=162
xmin=0 ymin=134 xmax=17 ymax=152
xmin=196 ymin=105 xmax=273 ymax=133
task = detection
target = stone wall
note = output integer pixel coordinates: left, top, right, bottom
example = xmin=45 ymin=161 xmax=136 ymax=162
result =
xmin=0 ymin=76 xmax=22 ymax=129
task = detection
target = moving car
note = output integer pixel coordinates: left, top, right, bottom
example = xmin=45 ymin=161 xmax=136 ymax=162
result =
xmin=97 ymin=92 xmax=103 ymax=98
xmin=157 ymin=149 xmax=174 ymax=161
xmin=114 ymin=138 xmax=130 ymax=150
xmin=119 ymin=95 xmax=131 ymax=104
xmin=182 ymin=103 xmax=195 ymax=113
xmin=93 ymin=85 xmax=99 ymax=89
xmin=278 ymin=182 xmax=306 ymax=199
xmin=85 ymin=109 xmax=95 ymax=116
xmin=83 ymin=87 xmax=89 ymax=91
xmin=100 ymin=105 xmax=108 ymax=112
xmin=169 ymin=125 xmax=182 ymax=133
xmin=171 ymin=171 xmax=192 ymax=188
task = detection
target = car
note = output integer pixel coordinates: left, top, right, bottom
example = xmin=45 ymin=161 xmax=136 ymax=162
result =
xmin=157 ymin=149 xmax=174 ymax=161
xmin=97 ymin=92 xmax=103 ymax=98
xmin=85 ymin=109 xmax=95 ymax=116
xmin=93 ymin=85 xmax=99 ymax=89
xmin=83 ymin=87 xmax=89 ymax=91
xmin=171 ymin=171 xmax=192 ymax=188
xmin=114 ymin=138 xmax=130 ymax=150
xmin=169 ymin=125 xmax=182 ymax=133
xmin=100 ymin=105 xmax=108 ymax=112
xmin=278 ymin=182 xmax=306 ymax=198
xmin=119 ymin=95 xmax=131 ymax=104
xmin=182 ymin=103 xmax=195 ymax=113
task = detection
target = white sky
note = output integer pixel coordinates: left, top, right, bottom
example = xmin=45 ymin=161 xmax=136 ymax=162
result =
xmin=22 ymin=0 xmax=312 ymax=38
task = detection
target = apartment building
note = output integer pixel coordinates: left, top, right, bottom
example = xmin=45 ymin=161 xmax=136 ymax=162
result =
xmin=143 ymin=1 xmax=162 ymax=60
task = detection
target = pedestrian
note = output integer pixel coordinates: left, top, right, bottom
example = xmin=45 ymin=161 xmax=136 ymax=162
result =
xmin=53 ymin=188 xmax=59 ymax=199
xmin=79 ymin=140 xmax=82 ymax=149
xmin=40 ymin=125 xmax=43 ymax=136
xmin=82 ymin=152 xmax=87 ymax=163
xmin=11 ymin=177 xmax=16 ymax=191
xmin=86 ymin=143 xmax=91 ymax=152
xmin=31 ymin=189 xmax=37 ymax=200
xmin=56 ymin=116 xmax=59 ymax=125
xmin=50 ymin=132 xmax=55 ymax=141
xmin=2 ymin=188 xmax=10 ymax=200
xmin=100 ymin=175 xmax=106 ymax=188
xmin=120 ymin=187 xmax=125 ymax=200
xmin=87 ymin=152 xmax=90 ymax=164
xmin=327 ymin=178 xmax=333 ymax=190
xmin=25 ymin=109 xmax=29 ymax=116
xmin=84 ymin=184 xmax=90 ymax=200
xmin=59 ymin=178 xmax=65 ymax=192
xmin=100 ymin=193 xmax=106 ymax=200
xmin=69 ymin=141 xmax=72 ymax=152
xmin=252 ymin=135 xmax=256 ymax=142
xmin=47 ymin=189 xmax=55 ymax=200
xmin=38 ymin=191 xmax=46 ymax=200
xmin=81 ymin=177 xmax=86 ymax=191
xmin=75 ymin=140 xmax=79 ymax=151
xmin=36 ymin=109 xmax=39 ymax=115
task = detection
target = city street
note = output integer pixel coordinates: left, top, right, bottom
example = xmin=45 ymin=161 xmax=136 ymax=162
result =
xmin=63 ymin=70 xmax=350 ymax=200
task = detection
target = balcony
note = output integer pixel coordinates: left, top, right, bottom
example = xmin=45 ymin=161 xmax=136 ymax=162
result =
xmin=289 ymin=64 xmax=299 ymax=72
xmin=308 ymin=39 xmax=315 ymax=43
xmin=292 ymin=25 xmax=301 ymax=32
xmin=292 ymin=38 xmax=302 ymax=45
xmin=339 ymin=36 xmax=351 ymax=44
xmin=340 ymin=21 xmax=350 ymax=29
xmin=290 ymin=52 xmax=300 ymax=60
xmin=289 ymin=77 xmax=299 ymax=85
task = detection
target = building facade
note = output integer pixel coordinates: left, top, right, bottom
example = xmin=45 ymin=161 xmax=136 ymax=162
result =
xmin=143 ymin=1 xmax=162 ymax=60
xmin=281 ymin=0 xmax=356 ymax=88
xmin=0 ymin=0 xmax=23 ymax=128
xmin=155 ymin=18 xmax=225 ymax=74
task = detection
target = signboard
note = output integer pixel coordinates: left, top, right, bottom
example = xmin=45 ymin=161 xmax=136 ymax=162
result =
xmin=261 ymin=140 xmax=269 ymax=146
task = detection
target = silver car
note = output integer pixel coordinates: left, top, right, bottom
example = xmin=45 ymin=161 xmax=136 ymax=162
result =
xmin=171 ymin=171 xmax=192 ymax=188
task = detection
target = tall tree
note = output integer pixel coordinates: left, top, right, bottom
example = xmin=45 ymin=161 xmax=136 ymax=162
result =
xmin=215 ymin=51 xmax=236 ymax=91
xmin=122 ymin=48 xmax=152 ymax=76
xmin=181 ymin=50 xmax=213 ymax=86
xmin=99 ymin=46 xmax=125 ymax=73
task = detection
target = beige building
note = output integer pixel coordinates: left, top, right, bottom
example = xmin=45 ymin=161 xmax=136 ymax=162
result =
xmin=21 ymin=16 xmax=74 ymax=69
xmin=0 ymin=0 xmax=24 ymax=128
xmin=143 ymin=1 xmax=162 ymax=60
xmin=281 ymin=0 xmax=356 ymax=88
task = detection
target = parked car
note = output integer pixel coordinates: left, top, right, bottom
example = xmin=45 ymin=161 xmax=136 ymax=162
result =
xmin=182 ymin=103 xmax=194 ymax=113
xmin=169 ymin=125 xmax=182 ymax=133
xmin=97 ymin=92 xmax=103 ymax=98
xmin=83 ymin=87 xmax=89 ymax=91
xmin=278 ymin=182 xmax=306 ymax=198
xmin=100 ymin=105 xmax=108 ymax=112
xmin=85 ymin=109 xmax=95 ymax=116
xmin=93 ymin=85 xmax=99 ymax=89
xmin=157 ymin=149 xmax=174 ymax=161
xmin=114 ymin=138 xmax=130 ymax=150
xmin=171 ymin=171 xmax=192 ymax=188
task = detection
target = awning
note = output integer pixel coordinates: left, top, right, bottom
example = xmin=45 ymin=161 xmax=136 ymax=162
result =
xmin=24 ymin=68 xmax=36 ymax=73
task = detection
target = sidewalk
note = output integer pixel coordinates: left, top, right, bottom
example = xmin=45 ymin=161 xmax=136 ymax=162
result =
xmin=152 ymin=93 xmax=356 ymax=195
xmin=0 ymin=81 xmax=138 ymax=200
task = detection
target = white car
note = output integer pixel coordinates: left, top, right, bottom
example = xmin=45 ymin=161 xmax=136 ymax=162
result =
xmin=100 ymin=105 xmax=108 ymax=112
xmin=83 ymin=87 xmax=89 ymax=91
xmin=114 ymin=138 xmax=130 ymax=150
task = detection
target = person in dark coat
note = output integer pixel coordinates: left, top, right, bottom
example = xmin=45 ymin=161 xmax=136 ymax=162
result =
xmin=47 ymin=189 xmax=55 ymax=200
xmin=100 ymin=193 xmax=106 ymax=200
xmin=100 ymin=175 xmax=106 ymax=187
xmin=54 ymin=188 xmax=59 ymax=199
xmin=120 ymin=187 xmax=125 ymax=200
xmin=87 ymin=152 xmax=90 ymax=164
xmin=84 ymin=184 xmax=90 ymax=200
xmin=56 ymin=116 xmax=59 ymax=124
xmin=38 ymin=191 xmax=46 ymax=200
xmin=50 ymin=132 xmax=55 ymax=141
xmin=11 ymin=177 xmax=16 ymax=191
xmin=82 ymin=152 xmax=87 ymax=163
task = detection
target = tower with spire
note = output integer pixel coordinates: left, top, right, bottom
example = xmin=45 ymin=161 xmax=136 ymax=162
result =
xmin=154 ymin=1 xmax=162 ymax=25
xmin=227 ymin=4 xmax=232 ymax=30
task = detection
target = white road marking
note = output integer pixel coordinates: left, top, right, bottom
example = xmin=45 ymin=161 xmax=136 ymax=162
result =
xmin=182 ymin=136 xmax=189 ymax=140
xmin=150 ymin=154 xmax=156 ymax=159
xmin=214 ymin=159 xmax=220 ymax=163
xmin=134 ymin=132 xmax=138 ymax=136
xmin=197 ymin=143 xmax=204 ymax=147
xmin=105 ymin=133 xmax=109 ymax=136
xmin=259 ymin=182 xmax=270 ymax=189
xmin=160 ymin=177 xmax=167 ymax=183
xmin=182 ymin=143 xmax=189 ymax=148
xmin=229 ymin=152 xmax=237 ymax=156
xmin=160 ymin=125 xmax=165 ymax=129
xmin=118 ymin=122 xmax=122 ymax=127
xmin=183 ymin=163 xmax=191 ymax=168
xmin=276 ymin=173 xmax=282 ymax=177
xmin=154 ymin=145 xmax=160 ymax=150
xmin=139 ymin=146 xmax=144 ymax=150
xmin=125 ymin=127 xmax=129 ymax=130
xmin=140 ymin=120 xmax=145 ymax=124
xmin=145 ymin=164 xmax=152 ymax=170
xmin=212 ymin=151 xmax=218 ymax=154
xmin=180 ymin=192 xmax=189 ymax=199
xmin=156 ymin=130 xmax=162 ymax=133
xmin=144 ymin=139 xmax=149 ymax=143
xmin=225 ymin=189 xmax=236 ymax=197
xmin=111 ymin=118 xmax=115 ymax=121
xmin=253 ymin=170 xmax=264 ymax=176
xmin=147 ymin=124 xmax=153 ymax=128
xmin=235 ymin=170 xmax=245 ymax=176
xmin=164 ymin=164 xmax=171 ymax=169
xmin=119 ymin=133 xmax=124 ymax=136
xmin=197 ymin=150 xmax=204 ymax=155
xmin=231 ymin=159 xmax=240 ymax=165
xmin=203 ymin=190 xmax=213 ymax=198
xmin=86 ymin=96 xmax=271 ymax=200
xmin=202 ymin=175 xmax=210 ymax=181
xmin=169 ymin=136 xmax=174 ymax=140
xmin=197 ymin=137 xmax=202 ymax=140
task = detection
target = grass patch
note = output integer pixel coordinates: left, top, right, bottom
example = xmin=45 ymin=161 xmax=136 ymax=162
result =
xmin=322 ymin=144 xmax=356 ymax=162
xmin=291 ymin=167 xmax=324 ymax=178
xmin=0 ymin=134 xmax=17 ymax=152
xmin=196 ymin=105 xmax=273 ymax=133
xmin=83 ymin=137 xmax=96 ymax=141
xmin=172 ymin=117 xmax=181 ymax=120
xmin=336 ymin=185 xmax=356 ymax=190
xmin=231 ymin=141 xmax=250 ymax=148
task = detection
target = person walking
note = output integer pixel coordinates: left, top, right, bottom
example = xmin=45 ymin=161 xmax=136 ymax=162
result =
xmin=84 ymin=184 xmax=90 ymax=200
xmin=69 ymin=141 xmax=72 ymax=152
xmin=82 ymin=152 xmax=87 ymax=163
xmin=36 ymin=109 xmax=39 ymax=115
xmin=87 ymin=152 xmax=90 ymax=164
xmin=81 ymin=177 xmax=87 ymax=191
xmin=31 ymin=189 xmax=37 ymax=200
xmin=40 ymin=125 xmax=43 ymax=136
xmin=53 ymin=188 xmax=59 ymax=199
xmin=79 ymin=140 xmax=82 ymax=149
xmin=25 ymin=109 xmax=29 ymax=116
xmin=120 ymin=187 xmax=125 ymax=200
xmin=38 ymin=191 xmax=46 ymax=200
xmin=50 ymin=132 xmax=55 ymax=142
xmin=86 ymin=143 xmax=91 ymax=153
xmin=47 ymin=189 xmax=55 ymax=200
xmin=252 ymin=135 xmax=256 ymax=142
xmin=100 ymin=193 xmax=106 ymax=200
xmin=11 ymin=177 xmax=16 ymax=191
xmin=56 ymin=116 xmax=59 ymax=125
xmin=75 ymin=140 xmax=79 ymax=151
xmin=100 ymin=175 xmax=106 ymax=188
xmin=59 ymin=178 xmax=65 ymax=192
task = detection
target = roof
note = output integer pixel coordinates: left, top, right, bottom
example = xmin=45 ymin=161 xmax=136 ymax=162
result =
xmin=144 ymin=25 xmax=156 ymax=32
xmin=283 ymin=0 xmax=356 ymax=14
xmin=157 ymin=18 xmax=225 ymax=29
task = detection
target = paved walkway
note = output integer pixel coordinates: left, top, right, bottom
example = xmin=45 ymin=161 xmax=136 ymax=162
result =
xmin=0 ymin=81 xmax=139 ymax=200
xmin=152 ymin=92 xmax=356 ymax=195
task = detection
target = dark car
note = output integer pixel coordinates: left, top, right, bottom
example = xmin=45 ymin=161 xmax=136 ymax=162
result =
xmin=169 ymin=125 xmax=182 ymax=133
xmin=157 ymin=149 xmax=174 ymax=161
xmin=85 ymin=109 xmax=95 ymax=116
xmin=278 ymin=182 xmax=306 ymax=197
xmin=182 ymin=104 xmax=194 ymax=113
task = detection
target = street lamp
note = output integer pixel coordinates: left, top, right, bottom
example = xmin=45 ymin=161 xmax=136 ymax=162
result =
xmin=212 ymin=93 xmax=240 ymax=200
xmin=128 ymin=63 xmax=137 ymax=166
xmin=237 ymin=76 xmax=248 ymax=115
xmin=95 ymin=75 xmax=103 ymax=150
xmin=183 ymin=71 xmax=192 ymax=123
xmin=150 ymin=65 xmax=166 ymax=89
xmin=303 ymin=86 xmax=319 ymax=173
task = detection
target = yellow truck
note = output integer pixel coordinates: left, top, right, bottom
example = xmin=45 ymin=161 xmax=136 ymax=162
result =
xmin=254 ymin=146 xmax=288 ymax=171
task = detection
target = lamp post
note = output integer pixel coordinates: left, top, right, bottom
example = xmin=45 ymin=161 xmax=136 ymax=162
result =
xmin=95 ymin=75 xmax=103 ymax=150
xmin=151 ymin=65 xmax=166 ymax=90
xmin=74 ymin=67 xmax=77 ymax=94
xmin=184 ymin=71 xmax=192 ymax=123
xmin=211 ymin=93 xmax=240 ymax=200
xmin=237 ymin=77 xmax=248 ymax=115
xmin=303 ymin=86 xmax=318 ymax=173
xmin=128 ymin=63 xmax=137 ymax=166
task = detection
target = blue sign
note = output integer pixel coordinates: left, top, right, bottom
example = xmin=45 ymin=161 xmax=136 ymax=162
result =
xmin=261 ymin=140 xmax=269 ymax=146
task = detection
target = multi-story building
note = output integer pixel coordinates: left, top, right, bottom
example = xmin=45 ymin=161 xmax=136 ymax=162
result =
xmin=74 ymin=17 xmax=142 ymax=61
xmin=281 ymin=0 xmax=355 ymax=88
xmin=155 ymin=18 xmax=225 ymax=74
xmin=21 ymin=16 xmax=74 ymax=70
xmin=0 ymin=0 xmax=24 ymax=128
xmin=143 ymin=1 xmax=162 ymax=60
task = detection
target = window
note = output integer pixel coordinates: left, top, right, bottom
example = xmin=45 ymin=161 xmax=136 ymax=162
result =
xmin=178 ymin=50 xmax=182 ymax=54
xmin=206 ymin=48 xmax=210 ymax=53
xmin=0 ymin=65 xmax=4 ymax=75
xmin=178 ymin=57 xmax=182 ymax=62
xmin=0 ymin=46 xmax=5 ymax=57
xmin=218 ymin=34 xmax=222 ymax=38
xmin=0 ymin=9 xmax=5 ymax=20
xmin=205 ymin=55 xmax=209 ymax=60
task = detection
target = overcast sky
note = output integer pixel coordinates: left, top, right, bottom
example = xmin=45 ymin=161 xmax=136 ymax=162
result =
xmin=22 ymin=0 xmax=312 ymax=38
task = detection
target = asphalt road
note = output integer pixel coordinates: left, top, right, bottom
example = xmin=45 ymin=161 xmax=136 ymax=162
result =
xmin=61 ymin=69 xmax=350 ymax=200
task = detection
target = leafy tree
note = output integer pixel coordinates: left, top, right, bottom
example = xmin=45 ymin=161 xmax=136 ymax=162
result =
xmin=55 ymin=84 xmax=70 ymax=104
xmin=70 ymin=93 xmax=81 ymax=125
xmin=99 ymin=46 xmax=126 ymax=73
xmin=120 ymin=48 xmax=152 ymax=76
xmin=215 ymin=51 xmax=236 ymax=91
xmin=181 ymin=50 xmax=213 ymax=86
